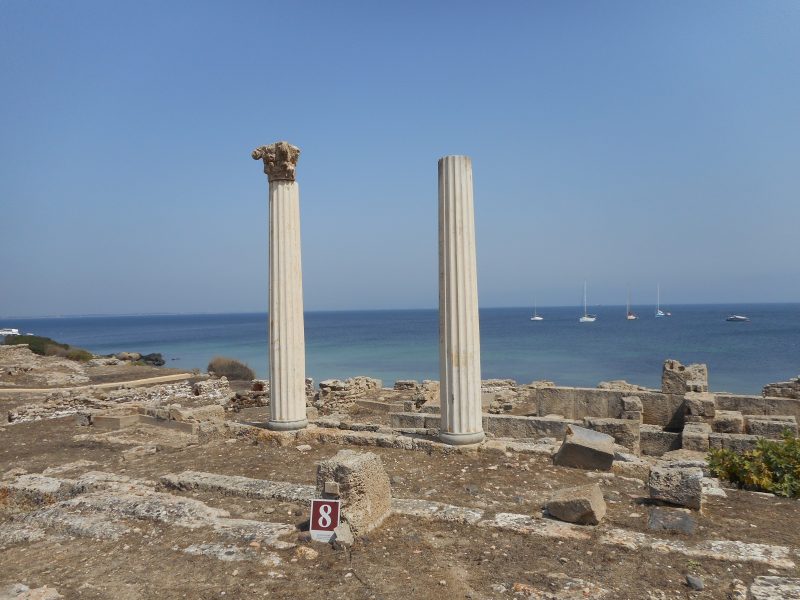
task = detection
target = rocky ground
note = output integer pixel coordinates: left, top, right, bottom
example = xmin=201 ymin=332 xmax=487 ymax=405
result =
xmin=1 ymin=350 xmax=799 ymax=599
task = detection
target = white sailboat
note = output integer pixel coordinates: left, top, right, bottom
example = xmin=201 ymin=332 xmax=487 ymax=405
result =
xmin=655 ymin=283 xmax=671 ymax=317
xmin=579 ymin=281 xmax=597 ymax=323
xmin=626 ymin=287 xmax=638 ymax=320
xmin=530 ymin=297 xmax=543 ymax=321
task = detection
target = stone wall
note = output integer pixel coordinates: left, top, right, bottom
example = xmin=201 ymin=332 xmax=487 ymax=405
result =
xmin=763 ymin=375 xmax=800 ymax=400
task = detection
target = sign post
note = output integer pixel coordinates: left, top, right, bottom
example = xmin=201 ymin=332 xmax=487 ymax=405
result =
xmin=309 ymin=498 xmax=341 ymax=542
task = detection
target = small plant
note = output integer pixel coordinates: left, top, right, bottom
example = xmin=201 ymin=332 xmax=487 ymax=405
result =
xmin=708 ymin=432 xmax=800 ymax=498
xmin=207 ymin=356 xmax=255 ymax=381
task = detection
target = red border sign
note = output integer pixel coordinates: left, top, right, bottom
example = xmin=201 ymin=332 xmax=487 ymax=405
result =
xmin=310 ymin=499 xmax=341 ymax=542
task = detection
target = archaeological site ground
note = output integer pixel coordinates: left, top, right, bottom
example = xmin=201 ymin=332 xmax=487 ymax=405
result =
xmin=2 ymin=345 xmax=800 ymax=599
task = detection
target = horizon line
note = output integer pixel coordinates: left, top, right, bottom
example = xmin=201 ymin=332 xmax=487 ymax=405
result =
xmin=3 ymin=300 xmax=799 ymax=320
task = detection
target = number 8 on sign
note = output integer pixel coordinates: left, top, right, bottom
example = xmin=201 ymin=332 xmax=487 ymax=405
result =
xmin=310 ymin=499 xmax=341 ymax=542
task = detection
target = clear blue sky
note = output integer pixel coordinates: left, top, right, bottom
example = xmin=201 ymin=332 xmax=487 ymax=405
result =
xmin=2 ymin=1 xmax=799 ymax=316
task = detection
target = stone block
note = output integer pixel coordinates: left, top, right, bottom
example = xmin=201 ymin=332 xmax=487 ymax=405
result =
xmin=708 ymin=432 xmax=760 ymax=453
xmin=662 ymin=359 xmax=708 ymax=394
xmin=620 ymin=410 xmax=643 ymax=422
xmin=92 ymin=415 xmax=139 ymax=431
xmin=649 ymin=466 xmax=703 ymax=510
xmin=621 ymin=396 xmax=643 ymax=413
xmin=611 ymin=459 xmax=651 ymax=481
xmin=315 ymin=450 xmax=391 ymax=536
xmin=483 ymin=414 xmax=581 ymax=440
xmin=681 ymin=422 xmax=711 ymax=452
xmin=552 ymin=425 xmax=615 ymax=471
xmin=683 ymin=392 xmax=715 ymax=419
xmin=545 ymin=483 xmax=606 ymax=525
xmin=137 ymin=415 xmax=198 ymax=434
xmin=640 ymin=425 xmax=681 ymax=456
xmin=712 ymin=410 xmax=744 ymax=434
xmin=746 ymin=416 xmax=798 ymax=439
xmin=170 ymin=404 xmax=225 ymax=423
xmin=584 ymin=417 xmax=640 ymax=454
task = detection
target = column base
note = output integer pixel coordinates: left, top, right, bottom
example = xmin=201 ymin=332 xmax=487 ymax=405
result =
xmin=439 ymin=430 xmax=485 ymax=446
xmin=266 ymin=418 xmax=308 ymax=431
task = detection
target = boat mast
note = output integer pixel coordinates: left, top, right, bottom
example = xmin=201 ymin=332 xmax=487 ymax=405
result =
xmin=583 ymin=281 xmax=588 ymax=317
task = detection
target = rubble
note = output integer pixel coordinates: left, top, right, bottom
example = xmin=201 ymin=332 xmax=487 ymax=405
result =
xmin=552 ymin=425 xmax=615 ymax=471
xmin=545 ymin=483 xmax=606 ymax=525
xmin=648 ymin=466 xmax=704 ymax=510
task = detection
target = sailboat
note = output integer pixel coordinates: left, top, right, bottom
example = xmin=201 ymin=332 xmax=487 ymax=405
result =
xmin=626 ymin=287 xmax=638 ymax=320
xmin=655 ymin=283 xmax=671 ymax=317
xmin=530 ymin=297 xmax=543 ymax=321
xmin=579 ymin=281 xmax=597 ymax=323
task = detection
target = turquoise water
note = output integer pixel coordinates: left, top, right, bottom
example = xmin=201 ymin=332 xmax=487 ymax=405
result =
xmin=5 ymin=304 xmax=799 ymax=394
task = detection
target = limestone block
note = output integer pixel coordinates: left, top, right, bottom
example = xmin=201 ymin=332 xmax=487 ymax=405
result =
xmin=622 ymin=396 xmax=643 ymax=412
xmin=612 ymin=459 xmax=651 ymax=481
xmin=584 ymin=417 xmax=640 ymax=454
xmin=315 ymin=450 xmax=391 ymax=536
xmin=552 ymin=425 xmax=615 ymax=471
xmin=640 ymin=425 xmax=681 ymax=456
xmin=749 ymin=576 xmax=800 ymax=599
xmin=649 ymin=466 xmax=703 ymax=510
xmin=620 ymin=410 xmax=643 ymax=422
xmin=681 ymin=422 xmax=711 ymax=452
xmin=746 ymin=416 xmax=798 ymax=439
xmin=545 ymin=483 xmax=606 ymax=525
xmin=662 ymin=359 xmax=708 ymax=394
xmin=712 ymin=410 xmax=744 ymax=434
xmin=170 ymin=404 xmax=225 ymax=424
xmin=92 ymin=415 xmax=139 ymax=431
xmin=683 ymin=392 xmax=716 ymax=419
xmin=708 ymin=432 xmax=760 ymax=453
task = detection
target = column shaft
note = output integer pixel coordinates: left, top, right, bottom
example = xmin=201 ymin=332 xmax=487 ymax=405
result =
xmin=438 ymin=155 xmax=484 ymax=445
xmin=268 ymin=179 xmax=307 ymax=430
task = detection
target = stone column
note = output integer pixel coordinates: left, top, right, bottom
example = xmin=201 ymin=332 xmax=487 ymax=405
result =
xmin=252 ymin=141 xmax=308 ymax=431
xmin=438 ymin=155 xmax=485 ymax=445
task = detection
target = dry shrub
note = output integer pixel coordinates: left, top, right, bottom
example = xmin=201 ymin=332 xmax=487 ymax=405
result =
xmin=207 ymin=356 xmax=255 ymax=381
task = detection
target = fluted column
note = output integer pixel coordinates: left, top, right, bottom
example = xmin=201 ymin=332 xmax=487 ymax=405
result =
xmin=438 ymin=155 xmax=484 ymax=445
xmin=252 ymin=141 xmax=307 ymax=431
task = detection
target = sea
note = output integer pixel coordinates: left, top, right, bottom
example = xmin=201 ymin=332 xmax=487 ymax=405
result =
xmin=4 ymin=304 xmax=799 ymax=395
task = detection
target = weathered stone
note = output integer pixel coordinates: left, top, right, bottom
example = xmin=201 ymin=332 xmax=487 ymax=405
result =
xmin=553 ymin=425 xmax=615 ymax=471
xmin=746 ymin=415 xmax=798 ymax=439
xmin=749 ymin=576 xmax=800 ymax=599
xmin=712 ymin=410 xmax=744 ymax=434
xmin=686 ymin=574 xmax=704 ymax=591
xmin=681 ymin=422 xmax=711 ymax=452
xmin=708 ymin=432 xmax=760 ymax=453
xmin=648 ymin=506 xmax=696 ymax=534
xmin=662 ymin=360 xmax=708 ymax=394
xmin=584 ymin=417 xmax=640 ymax=454
xmin=640 ymin=425 xmax=681 ymax=456
xmin=331 ymin=522 xmax=354 ymax=548
xmin=621 ymin=395 xmax=643 ymax=412
xmin=545 ymin=483 xmax=606 ymax=525
xmin=0 ymin=583 xmax=64 ymax=600
xmin=315 ymin=450 xmax=391 ymax=536
xmin=649 ymin=466 xmax=703 ymax=510
xmin=763 ymin=375 xmax=800 ymax=400
xmin=683 ymin=392 xmax=715 ymax=420
xmin=393 ymin=380 xmax=418 ymax=391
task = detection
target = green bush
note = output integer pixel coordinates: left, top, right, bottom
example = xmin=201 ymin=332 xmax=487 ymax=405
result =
xmin=207 ymin=356 xmax=255 ymax=381
xmin=708 ymin=432 xmax=800 ymax=498
xmin=4 ymin=335 xmax=93 ymax=362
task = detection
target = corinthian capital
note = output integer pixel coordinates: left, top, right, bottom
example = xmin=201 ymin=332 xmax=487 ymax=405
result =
xmin=251 ymin=141 xmax=301 ymax=182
